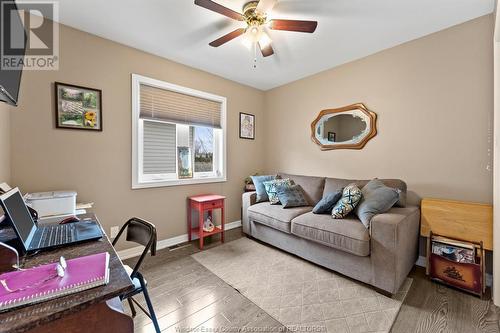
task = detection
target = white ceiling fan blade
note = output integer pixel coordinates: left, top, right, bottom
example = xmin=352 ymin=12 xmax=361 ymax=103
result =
xmin=256 ymin=0 xmax=278 ymax=14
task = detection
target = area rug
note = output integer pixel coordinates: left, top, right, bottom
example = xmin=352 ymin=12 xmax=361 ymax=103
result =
xmin=192 ymin=237 xmax=412 ymax=333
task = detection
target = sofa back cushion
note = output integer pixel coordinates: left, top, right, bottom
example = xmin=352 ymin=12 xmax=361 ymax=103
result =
xmin=278 ymin=173 xmax=325 ymax=205
xmin=324 ymin=178 xmax=407 ymax=207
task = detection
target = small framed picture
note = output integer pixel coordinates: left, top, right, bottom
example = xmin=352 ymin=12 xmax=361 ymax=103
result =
xmin=178 ymin=146 xmax=193 ymax=179
xmin=239 ymin=112 xmax=255 ymax=140
xmin=55 ymin=82 xmax=102 ymax=131
xmin=328 ymin=132 xmax=336 ymax=142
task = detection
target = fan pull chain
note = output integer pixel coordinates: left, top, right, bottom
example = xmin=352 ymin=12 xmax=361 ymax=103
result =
xmin=253 ymin=42 xmax=257 ymax=69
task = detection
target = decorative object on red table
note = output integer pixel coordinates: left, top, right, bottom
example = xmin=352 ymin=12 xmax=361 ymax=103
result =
xmin=187 ymin=194 xmax=226 ymax=250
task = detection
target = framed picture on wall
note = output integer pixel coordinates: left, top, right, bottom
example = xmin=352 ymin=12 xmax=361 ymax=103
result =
xmin=55 ymin=82 xmax=103 ymax=131
xmin=239 ymin=112 xmax=255 ymax=140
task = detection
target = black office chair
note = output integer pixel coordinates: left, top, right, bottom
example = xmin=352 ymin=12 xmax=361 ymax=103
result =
xmin=112 ymin=217 xmax=160 ymax=333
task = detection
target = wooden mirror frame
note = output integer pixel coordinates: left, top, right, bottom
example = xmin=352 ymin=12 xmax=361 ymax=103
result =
xmin=311 ymin=103 xmax=377 ymax=150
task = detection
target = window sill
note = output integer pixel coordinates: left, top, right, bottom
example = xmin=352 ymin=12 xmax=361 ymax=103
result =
xmin=132 ymin=176 xmax=227 ymax=189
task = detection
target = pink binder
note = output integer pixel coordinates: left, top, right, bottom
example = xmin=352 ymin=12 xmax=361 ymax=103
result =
xmin=0 ymin=252 xmax=109 ymax=311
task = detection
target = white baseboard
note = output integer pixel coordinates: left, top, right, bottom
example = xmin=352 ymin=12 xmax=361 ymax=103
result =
xmin=117 ymin=220 xmax=242 ymax=260
xmin=416 ymin=255 xmax=492 ymax=287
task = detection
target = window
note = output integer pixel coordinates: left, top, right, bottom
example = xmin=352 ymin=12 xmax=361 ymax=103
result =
xmin=132 ymin=74 xmax=226 ymax=188
xmin=193 ymin=126 xmax=214 ymax=173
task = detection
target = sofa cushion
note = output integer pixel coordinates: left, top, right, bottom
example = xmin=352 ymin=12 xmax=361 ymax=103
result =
xmin=291 ymin=212 xmax=370 ymax=256
xmin=251 ymin=175 xmax=276 ymax=203
xmin=355 ymin=179 xmax=400 ymax=228
xmin=248 ymin=203 xmax=312 ymax=233
xmin=263 ymin=178 xmax=292 ymax=204
xmin=331 ymin=184 xmax=362 ymax=219
xmin=312 ymin=190 xmax=343 ymax=214
xmin=276 ymin=184 xmax=309 ymax=208
xmin=279 ymin=173 xmax=326 ymax=205
xmin=324 ymin=178 xmax=407 ymax=207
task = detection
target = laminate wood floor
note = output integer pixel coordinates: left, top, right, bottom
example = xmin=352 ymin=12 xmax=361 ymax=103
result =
xmin=124 ymin=228 xmax=500 ymax=333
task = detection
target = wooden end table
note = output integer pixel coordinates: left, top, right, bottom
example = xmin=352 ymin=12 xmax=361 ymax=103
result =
xmin=421 ymin=198 xmax=492 ymax=297
xmin=187 ymin=194 xmax=225 ymax=250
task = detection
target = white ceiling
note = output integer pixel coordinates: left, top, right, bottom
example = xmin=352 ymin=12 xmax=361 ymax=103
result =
xmin=54 ymin=0 xmax=495 ymax=90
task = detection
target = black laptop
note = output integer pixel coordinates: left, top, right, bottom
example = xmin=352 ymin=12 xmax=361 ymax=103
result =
xmin=0 ymin=188 xmax=102 ymax=252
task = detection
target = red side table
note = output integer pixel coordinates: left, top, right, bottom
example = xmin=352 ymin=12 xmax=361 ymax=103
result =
xmin=187 ymin=194 xmax=225 ymax=250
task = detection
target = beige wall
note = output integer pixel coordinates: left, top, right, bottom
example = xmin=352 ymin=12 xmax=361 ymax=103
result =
xmin=0 ymin=103 xmax=11 ymax=183
xmin=10 ymin=23 xmax=265 ymax=249
xmin=264 ymin=15 xmax=494 ymax=205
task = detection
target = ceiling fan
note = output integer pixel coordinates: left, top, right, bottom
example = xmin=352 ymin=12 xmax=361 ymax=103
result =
xmin=194 ymin=0 xmax=318 ymax=58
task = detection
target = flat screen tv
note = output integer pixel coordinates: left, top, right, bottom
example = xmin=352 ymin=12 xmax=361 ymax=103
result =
xmin=0 ymin=0 xmax=26 ymax=106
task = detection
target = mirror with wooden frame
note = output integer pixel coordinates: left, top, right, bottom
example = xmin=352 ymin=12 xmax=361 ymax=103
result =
xmin=311 ymin=103 xmax=377 ymax=150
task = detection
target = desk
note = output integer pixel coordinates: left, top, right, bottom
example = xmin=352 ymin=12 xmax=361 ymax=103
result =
xmin=0 ymin=213 xmax=134 ymax=333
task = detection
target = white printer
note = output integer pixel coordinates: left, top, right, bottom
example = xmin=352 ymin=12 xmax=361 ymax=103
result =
xmin=25 ymin=191 xmax=77 ymax=218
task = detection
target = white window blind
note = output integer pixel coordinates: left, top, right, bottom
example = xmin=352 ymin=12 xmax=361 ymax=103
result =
xmin=143 ymin=121 xmax=176 ymax=174
xmin=139 ymin=84 xmax=222 ymax=128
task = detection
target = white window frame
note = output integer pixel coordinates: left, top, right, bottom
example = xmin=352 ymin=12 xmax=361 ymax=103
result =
xmin=132 ymin=74 xmax=227 ymax=189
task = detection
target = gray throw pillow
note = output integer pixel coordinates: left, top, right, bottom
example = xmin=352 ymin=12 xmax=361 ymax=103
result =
xmin=313 ymin=190 xmax=343 ymax=214
xmin=355 ymin=179 xmax=399 ymax=228
xmin=251 ymin=175 xmax=276 ymax=202
xmin=276 ymin=184 xmax=309 ymax=208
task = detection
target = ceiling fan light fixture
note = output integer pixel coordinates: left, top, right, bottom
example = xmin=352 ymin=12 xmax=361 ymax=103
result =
xmin=242 ymin=28 xmax=271 ymax=50
xmin=259 ymin=31 xmax=272 ymax=48
xmin=245 ymin=25 xmax=264 ymax=43
xmin=242 ymin=32 xmax=254 ymax=49
xmin=197 ymin=0 xmax=318 ymax=58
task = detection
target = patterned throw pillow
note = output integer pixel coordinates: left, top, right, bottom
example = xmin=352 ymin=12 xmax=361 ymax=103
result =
xmin=263 ymin=178 xmax=292 ymax=204
xmin=276 ymin=184 xmax=309 ymax=208
xmin=331 ymin=184 xmax=362 ymax=219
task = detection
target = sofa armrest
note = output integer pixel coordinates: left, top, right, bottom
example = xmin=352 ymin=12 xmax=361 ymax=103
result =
xmin=242 ymin=191 xmax=257 ymax=234
xmin=370 ymin=206 xmax=420 ymax=294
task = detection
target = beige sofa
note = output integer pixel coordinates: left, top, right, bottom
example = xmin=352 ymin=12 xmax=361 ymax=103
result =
xmin=242 ymin=173 xmax=420 ymax=294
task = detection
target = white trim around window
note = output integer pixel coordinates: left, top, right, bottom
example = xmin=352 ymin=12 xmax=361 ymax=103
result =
xmin=131 ymin=74 xmax=227 ymax=189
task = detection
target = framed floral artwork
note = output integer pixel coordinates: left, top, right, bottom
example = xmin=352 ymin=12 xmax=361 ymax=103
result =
xmin=55 ymin=82 xmax=102 ymax=131
xmin=239 ymin=112 xmax=255 ymax=140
